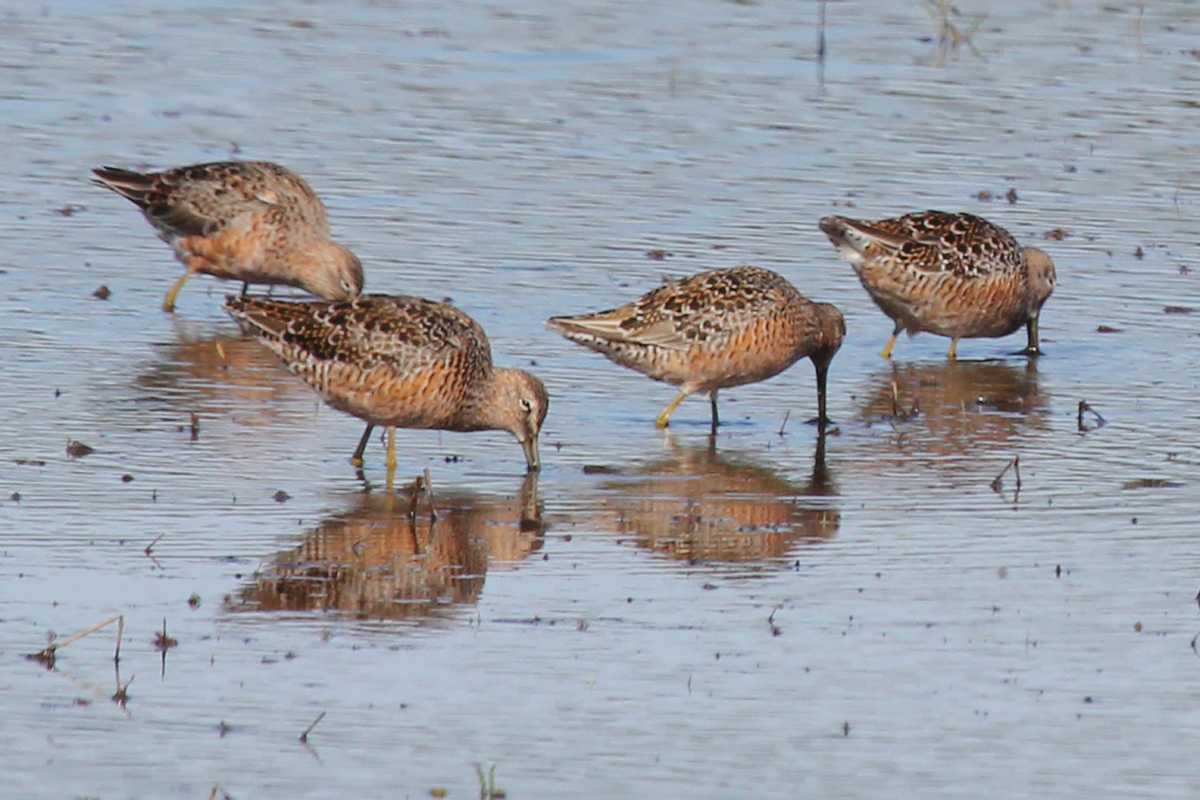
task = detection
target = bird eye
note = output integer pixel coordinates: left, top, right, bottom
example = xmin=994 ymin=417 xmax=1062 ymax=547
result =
xmin=520 ymin=398 xmax=533 ymax=412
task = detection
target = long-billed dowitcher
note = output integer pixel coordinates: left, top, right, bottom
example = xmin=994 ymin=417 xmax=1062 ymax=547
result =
xmin=93 ymin=161 xmax=363 ymax=312
xmin=819 ymin=210 xmax=1056 ymax=360
xmin=223 ymin=294 xmax=548 ymax=474
xmin=547 ymin=266 xmax=844 ymax=430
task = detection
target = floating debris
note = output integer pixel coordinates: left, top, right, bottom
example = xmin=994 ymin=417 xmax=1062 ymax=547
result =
xmin=1044 ymin=228 xmax=1070 ymax=240
xmin=1120 ymin=478 xmax=1184 ymax=490
xmin=153 ymin=618 xmax=178 ymax=652
xmin=1165 ymin=306 xmax=1194 ymax=314
xmin=93 ymin=285 xmax=110 ymax=300
xmin=645 ymin=249 xmax=671 ymax=260
xmin=66 ymin=440 xmax=94 ymax=458
xmin=273 ymin=490 xmax=291 ymax=503
xmin=1096 ymin=325 xmax=1122 ymax=333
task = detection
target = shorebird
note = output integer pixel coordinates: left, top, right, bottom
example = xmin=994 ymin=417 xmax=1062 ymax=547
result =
xmin=93 ymin=161 xmax=363 ymax=312
xmin=819 ymin=210 xmax=1055 ymax=359
xmin=224 ymin=294 xmax=548 ymax=474
xmin=548 ymin=266 xmax=844 ymax=430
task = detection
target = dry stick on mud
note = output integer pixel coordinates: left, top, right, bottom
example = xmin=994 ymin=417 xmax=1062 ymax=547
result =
xmin=300 ymin=711 xmax=326 ymax=743
xmin=990 ymin=456 xmax=1021 ymax=492
xmin=29 ymin=614 xmax=124 ymax=669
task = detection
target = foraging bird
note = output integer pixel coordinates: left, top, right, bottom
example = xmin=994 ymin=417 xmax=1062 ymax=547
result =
xmin=224 ymin=295 xmax=548 ymax=474
xmin=93 ymin=161 xmax=363 ymax=312
xmin=819 ymin=210 xmax=1056 ymax=359
xmin=547 ymin=266 xmax=844 ymax=430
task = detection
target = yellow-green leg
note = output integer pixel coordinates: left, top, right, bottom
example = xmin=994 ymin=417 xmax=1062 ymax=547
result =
xmin=385 ymin=427 xmax=397 ymax=470
xmin=383 ymin=427 xmax=397 ymax=488
xmin=947 ymin=338 xmax=958 ymax=361
xmin=655 ymin=389 xmax=692 ymax=429
xmin=880 ymin=323 xmax=901 ymax=359
xmin=162 ymin=270 xmax=193 ymax=313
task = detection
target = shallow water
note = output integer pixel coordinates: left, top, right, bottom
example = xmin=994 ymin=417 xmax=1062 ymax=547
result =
xmin=5 ymin=0 xmax=1200 ymax=796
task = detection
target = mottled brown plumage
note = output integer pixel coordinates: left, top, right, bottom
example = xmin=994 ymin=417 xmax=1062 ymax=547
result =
xmin=223 ymin=294 xmax=548 ymax=474
xmin=93 ymin=161 xmax=363 ymax=312
xmin=819 ymin=210 xmax=1056 ymax=359
xmin=547 ymin=266 xmax=844 ymax=429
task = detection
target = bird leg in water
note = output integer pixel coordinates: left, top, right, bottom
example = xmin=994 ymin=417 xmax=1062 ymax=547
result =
xmin=655 ymin=389 xmax=692 ymax=429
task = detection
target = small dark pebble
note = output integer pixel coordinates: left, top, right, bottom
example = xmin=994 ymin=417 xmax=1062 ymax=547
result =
xmin=121 ymin=474 xmax=134 ymax=483
xmin=14 ymin=459 xmax=46 ymax=467
xmin=66 ymin=440 xmax=94 ymax=458
xmin=273 ymin=490 xmax=291 ymax=503
xmin=56 ymin=204 xmax=85 ymax=216
xmin=1044 ymin=228 xmax=1070 ymax=240
xmin=1134 ymin=246 xmax=1144 ymax=259
xmin=93 ymin=285 xmax=110 ymax=300
xmin=1064 ymin=164 xmax=1077 ymax=173
xmin=1096 ymin=325 xmax=1121 ymax=333
xmin=1005 ymin=187 xmax=1018 ymax=203
xmin=976 ymin=190 xmax=993 ymax=202
xmin=1165 ymin=306 xmax=1194 ymax=314
xmin=646 ymin=249 xmax=671 ymax=260
xmin=188 ymin=593 xmax=201 ymax=609
xmin=10 ymin=492 xmax=19 ymax=502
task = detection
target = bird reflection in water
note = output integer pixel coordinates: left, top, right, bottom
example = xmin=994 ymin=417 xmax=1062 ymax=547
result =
xmin=228 ymin=474 xmax=543 ymax=621
xmin=134 ymin=321 xmax=316 ymax=426
xmin=857 ymin=359 xmax=1047 ymax=456
xmin=593 ymin=434 xmax=838 ymax=565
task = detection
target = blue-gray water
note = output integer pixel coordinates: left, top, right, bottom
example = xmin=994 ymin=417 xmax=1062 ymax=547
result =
xmin=4 ymin=1 xmax=1200 ymax=797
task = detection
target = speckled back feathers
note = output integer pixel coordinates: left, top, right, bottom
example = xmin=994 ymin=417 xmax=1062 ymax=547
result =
xmin=820 ymin=210 xmax=1025 ymax=279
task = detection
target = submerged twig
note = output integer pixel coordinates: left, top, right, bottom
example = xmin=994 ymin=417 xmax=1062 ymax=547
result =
xmin=778 ymin=410 xmax=791 ymax=437
xmin=1077 ymin=400 xmax=1106 ymax=432
xmin=144 ymin=532 xmax=165 ymax=557
xmin=990 ymin=455 xmax=1021 ymax=493
xmin=816 ymin=0 xmax=827 ymax=89
xmin=300 ymin=711 xmax=326 ymax=743
xmin=922 ymin=0 xmax=986 ymax=64
xmin=28 ymin=614 xmax=124 ymax=669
